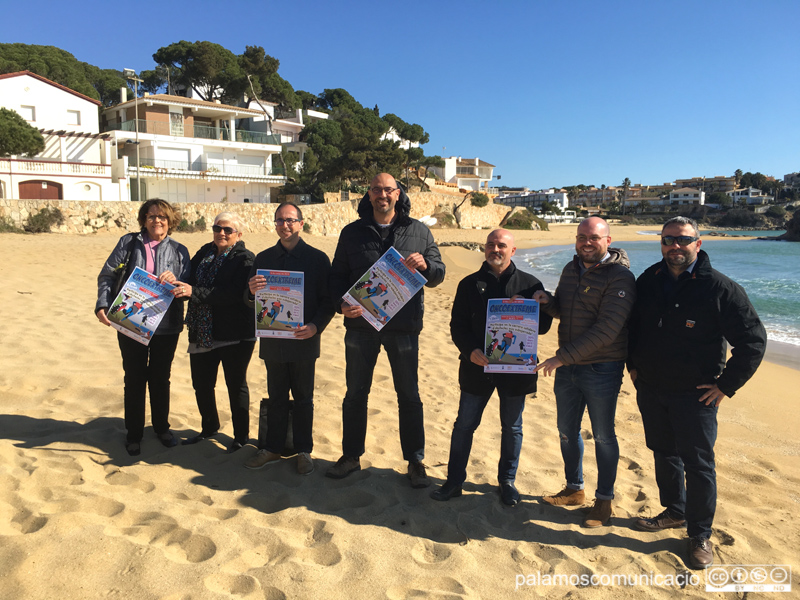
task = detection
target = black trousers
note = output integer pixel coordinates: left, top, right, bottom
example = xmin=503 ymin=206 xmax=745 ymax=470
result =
xmin=189 ymin=340 xmax=255 ymax=443
xmin=262 ymin=360 xmax=316 ymax=454
xmin=118 ymin=332 xmax=179 ymax=443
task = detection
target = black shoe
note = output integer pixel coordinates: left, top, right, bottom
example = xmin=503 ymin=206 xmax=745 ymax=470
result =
xmin=430 ymin=481 xmax=462 ymax=501
xmin=500 ymin=481 xmax=521 ymax=506
xmin=226 ymin=441 xmax=245 ymax=454
xmin=181 ymin=431 xmax=218 ymax=446
xmin=126 ymin=441 xmax=141 ymax=456
xmin=157 ymin=431 xmax=178 ymax=448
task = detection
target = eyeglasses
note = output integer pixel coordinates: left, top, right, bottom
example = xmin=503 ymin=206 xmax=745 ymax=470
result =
xmin=146 ymin=214 xmax=168 ymax=222
xmin=661 ymin=235 xmax=698 ymax=246
xmin=370 ymin=186 xmax=398 ymax=195
xmin=275 ymin=218 xmax=301 ymax=225
xmin=576 ymin=235 xmax=606 ymax=243
xmin=212 ymin=224 xmax=238 ymax=235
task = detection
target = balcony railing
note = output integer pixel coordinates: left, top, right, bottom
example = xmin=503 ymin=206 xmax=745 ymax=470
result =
xmin=106 ymin=120 xmax=281 ymax=146
xmin=274 ymin=108 xmax=299 ymax=120
xmin=132 ymin=158 xmax=285 ymax=178
xmin=0 ymin=158 xmax=110 ymax=176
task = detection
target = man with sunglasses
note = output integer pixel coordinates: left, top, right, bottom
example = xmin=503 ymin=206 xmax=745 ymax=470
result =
xmin=327 ymin=173 xmax=445 ymax=487
xmin=628 ymin=216 xmax=766 ymax=570
xmin=244 ymin=202 xmax=335 ymax=475
xmin=534 ymin=216 xmax=636 ymax=528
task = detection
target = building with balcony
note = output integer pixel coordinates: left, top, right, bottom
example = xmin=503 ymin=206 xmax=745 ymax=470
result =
xmin=429 ymin=157 xmax=495 ymax=192
xmin=669 ymin=187 xmax=705 ymax=207
xmin=727 ymin=187 xmax=773 ymax=205
xmin=0 ymin=71 xmax=126 ymax=201
xmin=674 ymin=176 xmax=736 ymax=194
xmin=102 ymin=92 xmax=287 ymax=203
xmin=239 ymin=102 xmax=330 ymax=165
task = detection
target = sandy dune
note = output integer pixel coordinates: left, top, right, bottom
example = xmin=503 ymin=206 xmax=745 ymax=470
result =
xmin=0 ymin=224 xmax=797 ymax=599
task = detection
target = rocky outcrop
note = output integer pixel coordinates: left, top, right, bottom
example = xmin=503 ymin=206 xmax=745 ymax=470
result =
xmin=773 ymin=211 xmax=800 ymax=241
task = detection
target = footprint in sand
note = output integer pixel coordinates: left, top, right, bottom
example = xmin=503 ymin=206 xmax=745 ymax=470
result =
xmin=386 ymin=576 xmax=478 ymax=599
xmin=411 ymin=540 xmax=453 ymax=565
xmin=174 ymin=491 xmax=239 ymax=520
xmin=106 ymin=510 xmax=216 ymax=563
xmin=104 ymin=468 xmax=155 ymax=493
xmin=715 ymin=528 xmax=736 ymax=546
xmin=204 ymin=573 xmax=259 ymax=596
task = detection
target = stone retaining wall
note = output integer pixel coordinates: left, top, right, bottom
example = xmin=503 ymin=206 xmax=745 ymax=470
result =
xmin=0 ymin=192 xmax=516 ymax=235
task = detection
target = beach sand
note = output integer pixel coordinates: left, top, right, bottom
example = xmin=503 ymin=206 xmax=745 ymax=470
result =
xmin=1 ymin=224 xmax=798 ymax=599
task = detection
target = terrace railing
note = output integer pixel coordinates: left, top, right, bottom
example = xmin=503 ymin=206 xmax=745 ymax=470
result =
xmin=106 ymin=120 xmax=281 ymax=146
xmin=134 ymin=158 xmax=285 ymax=178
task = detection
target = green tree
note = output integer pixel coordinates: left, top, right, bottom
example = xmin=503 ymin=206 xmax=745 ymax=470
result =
xmin=239 ymin=45 xmax=298 ymax=108
xmin=637 ymin=199 xmax=651 ymax=214
xmin=152 ymin=41 xmax=246 ymax=103
xmin=739 ymin=171 xmax=768 ymax=191
xmin=620 ymin=177 xmax=631 ymax=215
xmin=0 ymin=108 xmax=45 ymax=157
xmin=734 ymin=168 xmax=743 ymax=187
xmin=707 ymin=191 xmax=732 ymax=207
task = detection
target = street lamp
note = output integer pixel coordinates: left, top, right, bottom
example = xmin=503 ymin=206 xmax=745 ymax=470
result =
xmin=123 ymin=68 xmax=143 ymax=202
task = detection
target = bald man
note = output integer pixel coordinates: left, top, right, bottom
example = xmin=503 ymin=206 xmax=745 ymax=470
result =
xmin=431 ymin=229 xmax=552 ymax=506
xmin=534 ymin=217 xmax=636 ymax=527
xmin=327 ymin=173 xmax=445 ymax=487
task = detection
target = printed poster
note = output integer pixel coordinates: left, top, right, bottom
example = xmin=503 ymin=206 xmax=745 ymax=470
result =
xmin=484 ymin=298 xmax=540 ymax=373
xmin=255 ymin=270 xmax=304 ymax=338
xmin=343 ymin=246 xmax=427 ymax=331
xmin=108 ymin=266 xmax=175 ymax=346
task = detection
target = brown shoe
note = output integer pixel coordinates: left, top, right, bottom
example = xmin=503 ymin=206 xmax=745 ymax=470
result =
xmin=325 ymin=455 xmax=361 ymax=479
xmin=635 ymin=509 xmax=686 ymax=532
xmin=542 ymin=487 xmax=585 ymax=506
xmin=297 ymin=452 xmax=314 ymax=475
xmin=408 ymin=461 xmax=431 ymax=488
xmin=688 ymin=537 xmax=714 ymax=570
xmin=244 ymin=449 xmax=281 ymax=470
xmin=583 ymin=499 xmax=613 ymax=528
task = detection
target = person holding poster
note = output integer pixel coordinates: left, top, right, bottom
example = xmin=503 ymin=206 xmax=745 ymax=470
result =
xmin=180 ymin=212 xmax=256 ymax=454
xmin=533 ymin=217 xmax=636 ymax=528
xmin=244 ymin=203 xmax=334 ymax=475
xmin=95 ymin=199 xmax=190 ymax=457
xmin=430 ymin=229 xmax=552 ymax=506
xmin=327 ymin=173 xmax=445 ymax=487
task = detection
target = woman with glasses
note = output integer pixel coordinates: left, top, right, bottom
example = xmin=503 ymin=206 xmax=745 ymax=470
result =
xmin=181 ymin=212 xmax=256 ymax=453
xmin=95 ymin=199 xmax=191 ymax=456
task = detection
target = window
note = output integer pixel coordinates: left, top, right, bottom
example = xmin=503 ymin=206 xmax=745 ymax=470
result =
xmin=67 ymin=110 xmax=81 ymax=126
xmin=19 ymin=105 xmax=35 ymax=121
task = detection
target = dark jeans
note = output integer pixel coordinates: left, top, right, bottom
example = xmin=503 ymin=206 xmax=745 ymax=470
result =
xmin=262 ymin=359 xmax=316 ymax=454
xmin=342 ymin=328 xmax=424 ymax=462
xmin=445 ymin=390 xmax=526 ymax=486
xmin=118 ymin=332 xmax=179 ymax=443
xmin=189 ymin=340 xmax=255 ymax=444
xmin=636 ymin=382 xmax=718 ymax=539
xmin=553 ymin=361 xmax=623 ymax=500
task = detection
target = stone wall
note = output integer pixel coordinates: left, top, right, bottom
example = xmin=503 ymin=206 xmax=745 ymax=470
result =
xmin=0 ymin=192 xmax=515 ymax=235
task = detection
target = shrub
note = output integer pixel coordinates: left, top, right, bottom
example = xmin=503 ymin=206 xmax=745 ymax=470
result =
xmin=505 ymin=211 xmax=535 ymax=230
xmin=766 ymin=205 xmax=786 ymax=219
xmin=0 ymin=217 xmax=23 ymax=233
xmin=194 ymin=216 xmax=207 ymax=231
xmin=176 ymin=218 xmax=193 ymax=232
xmin=303 ymin=222 xmax=311 ymax=233
xmin=24 ymin=207 xmax=64 ymax=233
xmin=470 ymin=192 xmax=490 ymax=208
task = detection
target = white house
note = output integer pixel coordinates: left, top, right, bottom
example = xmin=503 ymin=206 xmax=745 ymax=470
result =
xmin=429 ymin=156 xmax=495 ymax=192
xmin=495 ymin=189 xmax=569 ymax=212
xmin=102 ymin=93 xmax=287 ymax=203
xmin=669 ymin=187 xmax=705 ymax=207
xmin=0 ymin=71 xmax=127 ymax=202
xmin=727 ymin=187 xmax=773 ymax=205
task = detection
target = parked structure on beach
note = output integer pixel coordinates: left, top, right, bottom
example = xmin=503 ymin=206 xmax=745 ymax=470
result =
xmin=0 ymin=71 xmax=127 ymax=202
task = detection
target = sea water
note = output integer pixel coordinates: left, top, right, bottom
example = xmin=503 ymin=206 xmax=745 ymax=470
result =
xmin=516 ymin=234 xmax=800 ymax=348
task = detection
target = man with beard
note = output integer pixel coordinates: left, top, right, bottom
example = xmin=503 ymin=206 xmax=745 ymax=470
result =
xmin=431 ymin=229 xmax=552 ymax=506
xmin=628 ymin=216 xmax=766 ymax=570
xmin=534 ymin=217 xmax=636 ymax=527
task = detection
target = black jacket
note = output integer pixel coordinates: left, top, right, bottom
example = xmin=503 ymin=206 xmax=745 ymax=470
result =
xmin=247 ymin=238 xmax=335 ymax=363
xmin=330 ymin=188 xmax=445 ymax=334
xmin=628 ymin=249 xmax=766 ymax=397
xmin=451 ymin=261 xmax=553 ymax=396
xmin=187 ymin=241 xmax=255 ymax=343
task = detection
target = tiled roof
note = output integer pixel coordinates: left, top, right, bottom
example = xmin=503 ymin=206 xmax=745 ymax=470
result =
xmin=0 ymin=71 xmax=102 ymax=106
xmin=455 ymin=158 xmax=496 ymax=168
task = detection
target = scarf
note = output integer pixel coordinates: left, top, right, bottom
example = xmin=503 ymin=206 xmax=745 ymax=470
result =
xmin=186 ymin=244 xmax=235 ymax=347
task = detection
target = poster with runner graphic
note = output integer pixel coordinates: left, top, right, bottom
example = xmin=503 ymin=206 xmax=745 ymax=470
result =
xmin=343 ymin=246 xmax=427 ymax=331
xmin=484 ymin=298 xmax=540 ymax=373
xmin=108 ymin=266 xmax=176 ymax=346
xmin=255 ymin=270 xmax=304 ymax=338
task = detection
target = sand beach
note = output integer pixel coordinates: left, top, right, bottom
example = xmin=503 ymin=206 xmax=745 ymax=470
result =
xmin=0 ymin=223 xmax=798 ymax=599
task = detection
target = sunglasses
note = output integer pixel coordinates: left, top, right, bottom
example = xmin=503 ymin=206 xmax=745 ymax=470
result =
xmin=661 ymin=235 xmax=698 ymax=246
xmin=212 ymin=225 xmax=238 ymax=235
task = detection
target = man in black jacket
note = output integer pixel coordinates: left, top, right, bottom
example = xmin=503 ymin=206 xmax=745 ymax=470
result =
xmin=628 ymin=216 xmax=766 ymax=570
xmin=326 ymin=173 xmax=445 ymax=487
xmin=244 ymin=202 xmax=334 ymax=475
xmin=430 ymin=229 xmax=552 ymax=505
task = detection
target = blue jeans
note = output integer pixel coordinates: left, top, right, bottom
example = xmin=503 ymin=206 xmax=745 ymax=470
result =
xmin=445 ymin=390 xmax=526 ymax=486
xmin=342 ymin=328 xmax=424 ymax=462
xmin=636 ymin=382 xmax=718 ymax=539
xmin=553 ymin=361 xmax=623 ymax=500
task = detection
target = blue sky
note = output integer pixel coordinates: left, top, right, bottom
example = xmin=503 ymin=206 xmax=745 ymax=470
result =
xmin=8 ymin=0 xmax=799 ymax=189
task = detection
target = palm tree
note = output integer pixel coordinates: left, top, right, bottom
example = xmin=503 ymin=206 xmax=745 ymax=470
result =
xmin=735 ymin=169 xmax=743 ymax=188
xmin=620 ymin=177 xmax=631 ymax=215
